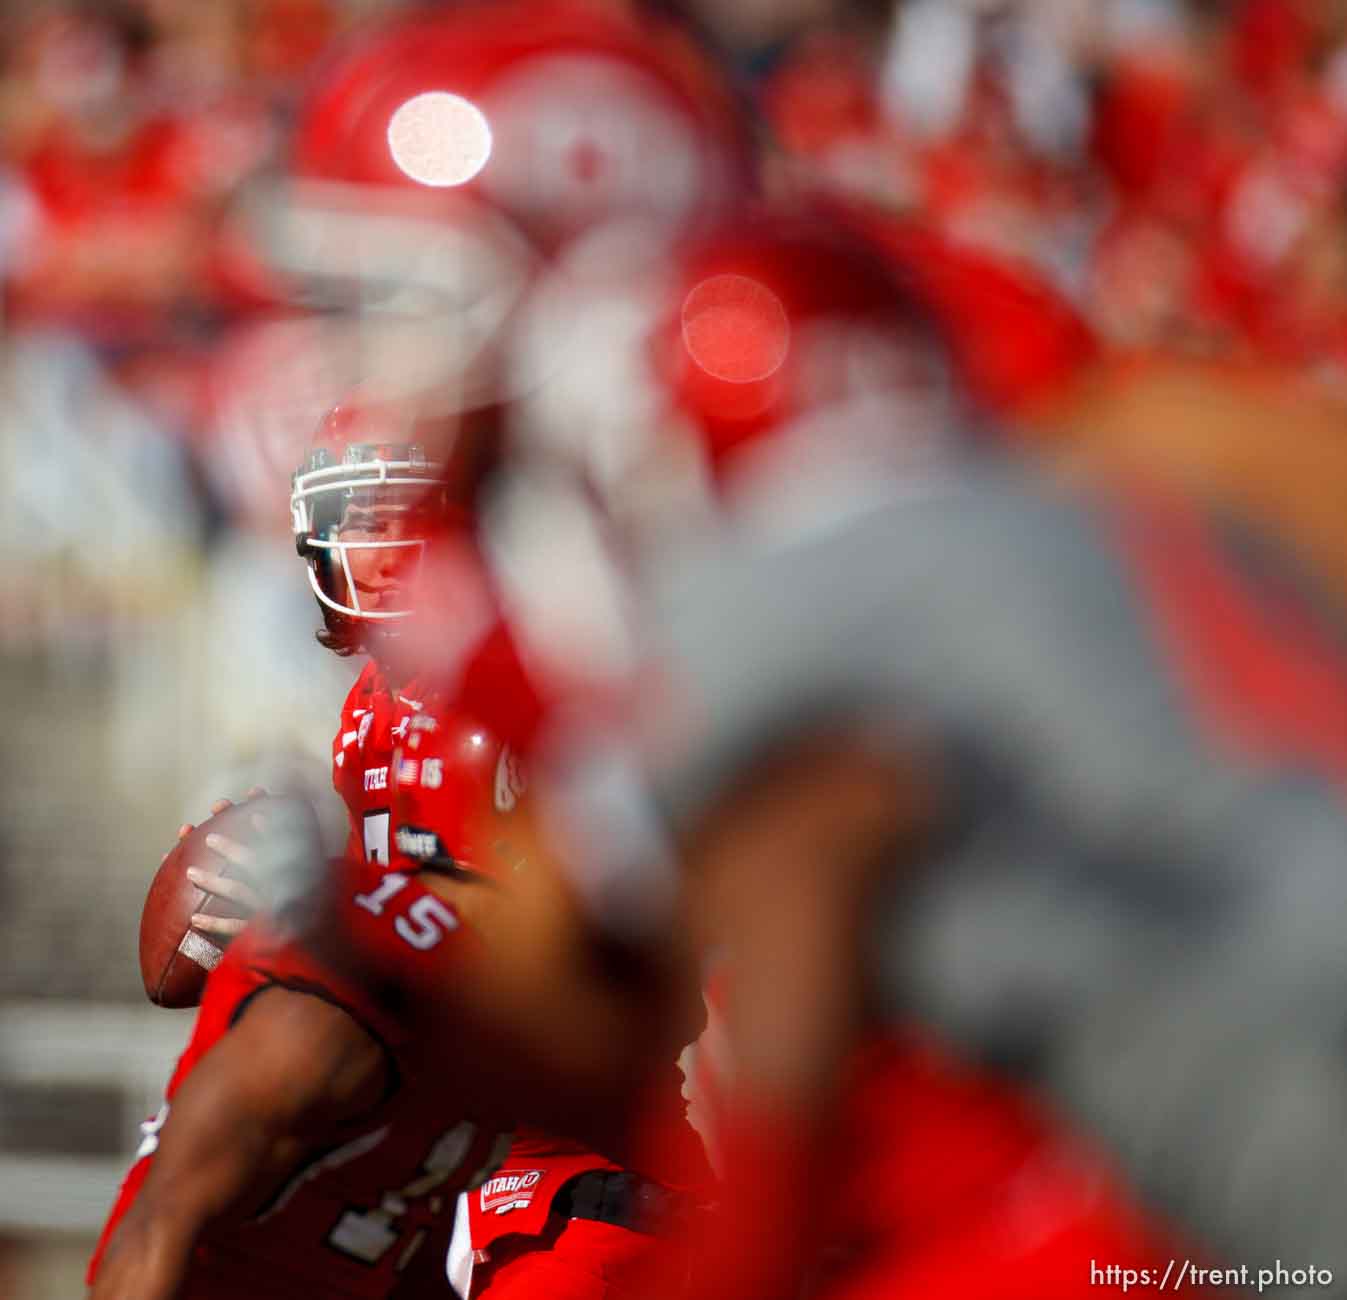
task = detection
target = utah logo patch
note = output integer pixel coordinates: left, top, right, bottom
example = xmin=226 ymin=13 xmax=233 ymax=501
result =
xmin=480 ymin=1169 xmax=544 ymax=1215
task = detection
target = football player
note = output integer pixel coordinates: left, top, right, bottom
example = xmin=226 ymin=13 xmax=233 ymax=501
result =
xmin=295 ymin=393 xmax=714 ymax=1297
xmin=95 ymin=722 xmax=707 ymax=1300
xmin=121 ymin=7 xmax=747 ymax=1294
xmin=270 ymin=5 xmax=747 ymax=1288
xmin=461 ymin=205 xmax=1252 ymax=1300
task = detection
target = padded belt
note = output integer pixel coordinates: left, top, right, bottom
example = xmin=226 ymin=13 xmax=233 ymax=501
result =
xmin=554 ymin=1170 xmax=684 ymax=1237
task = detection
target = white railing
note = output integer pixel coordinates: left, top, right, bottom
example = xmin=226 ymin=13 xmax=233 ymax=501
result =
xmin=0 ymin=1001 xmax=191 ymax=1233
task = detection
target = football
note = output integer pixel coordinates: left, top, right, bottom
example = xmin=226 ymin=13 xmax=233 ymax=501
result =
xmin=139 ymin=795 xmax=317 ymax=1008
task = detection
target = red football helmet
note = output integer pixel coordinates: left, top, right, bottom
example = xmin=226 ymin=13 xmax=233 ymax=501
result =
xmin=243 ymin=1 xmax=748 ymax=418
xmin=502 ymin=202 xmax=957 ymax=548
xmin=651 ymin=207 xmax=956 ymax=482
xmin=289 ymin=0 xmax=746 ymax=246
xmin=459 ymin=203 xmax=958 ymax=748
xmin=444 ymin=208 xmax=968 ymax=941
xmin=291 ymin=396 xmax=493 ymax=656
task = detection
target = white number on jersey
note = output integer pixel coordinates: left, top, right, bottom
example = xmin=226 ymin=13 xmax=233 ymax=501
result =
xmin=353 ymin=874 xmax=458 ymax=952
xmin=394 ymin=894 xmax=458 ymax=950
xmin=326 ymin=1122 xmax=509 ymax=1268
xmin=353 ymin=871 xmax=409 ymax=916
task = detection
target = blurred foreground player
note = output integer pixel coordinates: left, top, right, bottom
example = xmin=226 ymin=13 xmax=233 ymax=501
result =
xmin=508 ymin=254 xmax=1347 ymax=1293
xmin=468 ymin=207 xmax=1347 ymax=1293
xmin=629 ymin=470 xmax=1347 ymax=1294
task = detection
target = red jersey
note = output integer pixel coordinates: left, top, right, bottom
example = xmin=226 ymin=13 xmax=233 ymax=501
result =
xmin=333 ymin=659 xmax=442 ymax=871
xmin=89 ymin=859 xmax=510 ymax=1300
xmin=651 ymin=1032 xmax=1210 ymax=1300
xmin=1110 ymin=480 xmax=1347 ymax=788
xmin=389 ymin=698 xmax=713 ymax=1287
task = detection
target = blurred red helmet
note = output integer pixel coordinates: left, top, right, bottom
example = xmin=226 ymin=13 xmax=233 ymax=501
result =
xmin=244 ymin=1 xmax=748 ymax=430
xmin=505 ymin=203 xmax=955 ymax=530
xmin=462 ymin=205 xmax=956 ymax=749
xmin=290 ymin=0 xmax=747 ymax=246
xmin=853 ymin=215 xmax=1099 ymax=421
xmin=664 ymin=210 xmax=963 ymax=478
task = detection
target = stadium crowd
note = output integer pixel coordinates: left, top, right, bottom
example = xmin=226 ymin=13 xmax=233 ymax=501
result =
xmin=5 ymin=1 xmax=1347 ymax=1298
xmin=6 ymin=0 xmax=1347 ymax=652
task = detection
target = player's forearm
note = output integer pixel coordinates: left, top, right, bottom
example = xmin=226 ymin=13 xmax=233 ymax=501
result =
xmin=107 ymin=1045 xmax=319 ymax=1280
xmin=90 ymin=1088 xmax=297 ymax=1300
xmin=91 ymin=1104 xmax=281 ymax=1300
xmin=89 ymin=1204 xmax=198 ymax=1300
xmin=148 ymin=1106 xmax=280 ymax=1224
xmin=697 ymin=734 xmax=934 ymax=1100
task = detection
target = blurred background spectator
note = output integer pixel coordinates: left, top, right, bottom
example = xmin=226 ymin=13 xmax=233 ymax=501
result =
xmin=6 ymin=0 xmax=1347 ymax=1293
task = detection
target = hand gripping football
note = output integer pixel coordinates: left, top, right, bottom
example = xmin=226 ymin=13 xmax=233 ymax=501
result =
xmin=139 ymin=795 xmax=320 ymax=1007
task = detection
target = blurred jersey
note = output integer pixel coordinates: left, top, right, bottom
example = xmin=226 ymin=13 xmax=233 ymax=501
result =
xmin=625 ymin=463 xmax=1347 ymax=1284
xmin=1042 ymin=353 xmax=1347 ymax=613
xmin=676 ymin=1030 xmax=1205 ymax=1300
